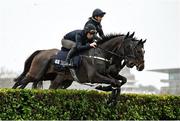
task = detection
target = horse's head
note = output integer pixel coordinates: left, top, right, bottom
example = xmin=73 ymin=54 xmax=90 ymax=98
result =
xmin=122 ymin=32 xmax=146 ymax=71
xmin=123 ymin=32 xmax=137 ymax=68
xmin=98 ymin=32 xmax=145 ymax=71
xmin=133 ymin=39 xmax=146 ymax=71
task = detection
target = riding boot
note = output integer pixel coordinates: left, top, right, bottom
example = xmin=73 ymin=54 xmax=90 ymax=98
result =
xmin=62 ymin=47 xmax=77 ymax=67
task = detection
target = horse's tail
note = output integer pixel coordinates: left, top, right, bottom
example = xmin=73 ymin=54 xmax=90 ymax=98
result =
xmin=14 ymin=50 xmax=42 ymax=82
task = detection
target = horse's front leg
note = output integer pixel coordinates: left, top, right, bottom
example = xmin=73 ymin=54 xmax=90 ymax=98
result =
xmin=113 ymin=74 xmax=127 ymax=86
xmin=95 ymin=73 xmax=127 ymax=91
xmin=94 ymin=73 xmax=126 ymax=106
xmin=107 ymin=87 xmax=121 ymax=106
xmin=92 ymin=72 xmax=121 ymax=87
xmin=108 ymin=74 xmax=127 ymax=106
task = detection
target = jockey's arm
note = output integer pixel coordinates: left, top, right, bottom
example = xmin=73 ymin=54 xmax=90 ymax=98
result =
xmin=75 ymin=33 xmax=91 ymax=51
xmin=93 ymin=34 xmax=103 ymax=44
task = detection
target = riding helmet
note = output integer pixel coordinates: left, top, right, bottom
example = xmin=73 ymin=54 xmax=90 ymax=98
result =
xmin=84 ymin=24 xmax=97 ymax=34
xmin=92 ymin=8 xmax=106 ymax=17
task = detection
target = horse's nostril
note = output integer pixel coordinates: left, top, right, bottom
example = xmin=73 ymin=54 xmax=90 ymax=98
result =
xmin=137 ymin=64 xmax=144 ymax=71
xmin=140 ymin=65 xmax=144 ymax=70
xmin=130 ymin=63 xmax=134 ymax=67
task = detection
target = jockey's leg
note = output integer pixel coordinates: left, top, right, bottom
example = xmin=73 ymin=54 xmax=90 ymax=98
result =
xmin=61 ymin=39 xmax=77 ymax=68
xmin=63 ymin=47 xmax=77 ymax=67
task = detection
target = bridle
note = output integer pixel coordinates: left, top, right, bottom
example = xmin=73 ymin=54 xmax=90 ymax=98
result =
xmin=96 ymin=43 xmax=136 ymax=63
xmin=85 ymin=36 xmax=139 ymax=66
xmin=97 ymin=46 xmax=123 ymax=59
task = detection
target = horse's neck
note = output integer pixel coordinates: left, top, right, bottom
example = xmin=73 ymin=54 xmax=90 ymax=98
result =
xmin=82 ymin=36 xmax=124 ymax=60
xmin=112 ymin=56 xmax=124 ymax=69
xmin=99 ymin=36 xmax=124 ymax=58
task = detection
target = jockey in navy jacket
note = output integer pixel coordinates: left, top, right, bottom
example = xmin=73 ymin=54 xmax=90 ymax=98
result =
xmin=64 ymin=30 xmax=93 ymax=51
xmin=61 ymin=24 xmax=98 ymax=67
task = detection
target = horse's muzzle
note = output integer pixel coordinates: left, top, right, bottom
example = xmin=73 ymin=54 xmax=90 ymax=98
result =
xmin=136 ymin=63 xmax=144 ymax=71
xmin=126 ymin=61 xmax=135 ymax=68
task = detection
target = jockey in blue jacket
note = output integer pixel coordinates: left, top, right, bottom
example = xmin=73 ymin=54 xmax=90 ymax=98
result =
xmin=61 ymin=24 xmax=100 ymax=67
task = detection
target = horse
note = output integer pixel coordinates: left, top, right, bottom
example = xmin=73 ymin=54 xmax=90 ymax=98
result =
xmin=13 ymin=32 xmax=146 ymax=104
xmin=35 ymin=32 xmax=145 ymax=91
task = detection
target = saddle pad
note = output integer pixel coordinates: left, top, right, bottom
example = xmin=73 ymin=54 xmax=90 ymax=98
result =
xmin=53 ymin=50 xmax=81 ymax=71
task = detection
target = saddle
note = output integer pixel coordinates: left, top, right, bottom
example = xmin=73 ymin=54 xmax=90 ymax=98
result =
xmin=52 ymin=49 xmax=81 ymax=71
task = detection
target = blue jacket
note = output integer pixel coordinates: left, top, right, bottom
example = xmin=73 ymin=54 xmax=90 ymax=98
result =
xmin=64 ymin=30 xmax=93 ymax=51
xmin=84 ymin=17 xmax=104 ymax=37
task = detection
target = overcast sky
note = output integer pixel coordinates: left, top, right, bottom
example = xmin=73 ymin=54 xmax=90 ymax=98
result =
xmin=0 ymin=0 xmax=180 ymax=88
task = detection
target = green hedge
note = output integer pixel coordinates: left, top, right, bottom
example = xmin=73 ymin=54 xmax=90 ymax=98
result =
xmin=0 ymin=88 xmax=180 ymax=120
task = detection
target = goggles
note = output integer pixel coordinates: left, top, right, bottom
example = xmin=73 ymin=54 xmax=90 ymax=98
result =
xmin=89 ymin=30 xmax=97 ymax=35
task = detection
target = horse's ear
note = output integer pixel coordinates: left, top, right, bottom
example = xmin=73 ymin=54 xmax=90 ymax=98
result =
xmin=142 ymin=39 xmax=146 ymax=44
xmin=125 ymin=32 xmax=130 ymax=39
xmin=129 ymin=32 xmax=135 ymax=38
xmin=137 ymin=39 xmax=143 ymax=45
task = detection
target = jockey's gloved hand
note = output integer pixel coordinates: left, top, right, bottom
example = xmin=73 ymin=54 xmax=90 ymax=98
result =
xmin=93 ymin=34 xmax=102 ymax=44
xmin=90 ymin=42 xmax=97 ymax=48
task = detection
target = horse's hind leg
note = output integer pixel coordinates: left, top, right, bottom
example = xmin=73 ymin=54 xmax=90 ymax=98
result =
xmin=12 ymin=71 xmax=27 ymax=89
xmin=19 ymin=75 xmax=35 ymax=89
xmin=58 ymin=79 xmax=73 ymax=89
xmin=49 ymin=75 xmax=65 ymax=89
xmin=12 ymin=76 xmax=30 ymax=89
xmin=49 ymin=79 xmax=61 ymax=89
xmin=12 ymin=75 xmax=32 ymax=89
xmin=32 ymin=81 xmax=39 ymax=89
xmin=32 ymin=81 xmax=43 ymax=89
xmin=14 ymin=72 xmax=26 ymax=82
xmin=12 ymin=81 xmax=21 ymax=89
xmin=37 ymin=81 xmax=43 ymax=89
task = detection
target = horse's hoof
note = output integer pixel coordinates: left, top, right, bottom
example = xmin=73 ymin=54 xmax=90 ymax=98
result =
xmin=107 ymin=100 xmax=117 ymax=107
xmin=95 ymin=85 xmax=103 ymax=90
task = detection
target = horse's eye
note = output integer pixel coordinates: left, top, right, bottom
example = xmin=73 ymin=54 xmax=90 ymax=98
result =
xmin=137 ymin=50 xmax=141 ymax=53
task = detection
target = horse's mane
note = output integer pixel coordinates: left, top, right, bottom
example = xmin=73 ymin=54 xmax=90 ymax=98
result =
xmin=99 ymin=33 xmax=124 ymax=44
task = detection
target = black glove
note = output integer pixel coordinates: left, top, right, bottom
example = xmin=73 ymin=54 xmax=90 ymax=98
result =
xmin=93 ymin=34 xmax=102 ymax=44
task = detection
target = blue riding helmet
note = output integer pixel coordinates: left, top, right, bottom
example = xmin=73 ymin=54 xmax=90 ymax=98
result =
xmin=92 ymin=8 xmax=106 ymax=17
xmin=84 ymin=24 xmax=97 ymax=34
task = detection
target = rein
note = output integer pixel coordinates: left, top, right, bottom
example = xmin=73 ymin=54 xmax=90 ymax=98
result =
xmin=97 ymin=46 xmax=124 ymax=59
xmin=84 ymin=36 xmax=137 ymax=63
xmin=96 ymin=41 xmax=136 ymax=62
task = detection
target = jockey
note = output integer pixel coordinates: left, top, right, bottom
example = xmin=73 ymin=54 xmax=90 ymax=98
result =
xmin=84 ymin=8 xmax=106 ymax=38
xmin=61 ymin=24 xmax=98 ymax=67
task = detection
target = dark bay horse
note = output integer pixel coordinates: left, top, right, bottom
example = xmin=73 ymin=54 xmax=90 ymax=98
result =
xmin=45 ymin=32 xmax=145 ymax=91
xmin=13 ymin=32 xmax=146 ymax=91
